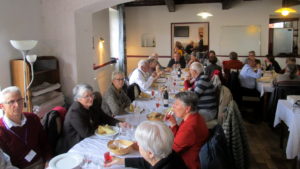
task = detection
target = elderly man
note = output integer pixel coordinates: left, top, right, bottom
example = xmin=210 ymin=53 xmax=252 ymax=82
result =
xmin=239 ymin=57 xmax=263 ymax=90
xmin=189 ymin=62 xmax=217 ymax=121
xmin=0 ymin=86 xmax=51 ymax=169
xmin=102 ymin=71 xmax=131 ymax=116
xmin=129 ymin=59 xmax=160 ymax=91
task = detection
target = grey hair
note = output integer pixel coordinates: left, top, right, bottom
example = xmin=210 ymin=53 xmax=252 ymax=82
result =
xmin=135 ymin=121 xmax=174 ymax=161
xmin=190 ymin=62 xmax=204 ymax=74
xmin=0 ymin=86 xmax=21 ymax=104
xmin=175 ymin=91 xmax=199 ymax=113
xmin=111 ymin=71 xmax=125 ymax=81
xmin=138 ymin=59 xmax=149 ymax=69
xmin=73 ymin=84 xmax=93 ymax=101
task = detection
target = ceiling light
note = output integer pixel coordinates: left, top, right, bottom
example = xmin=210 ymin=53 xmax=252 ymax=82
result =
xmin=197 ymin=12 xmax=213 ymax=19
xmin=275 ymin=7 xmax=296 ymax=16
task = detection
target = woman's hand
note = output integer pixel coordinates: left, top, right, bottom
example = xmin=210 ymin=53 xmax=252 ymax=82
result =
xmin=104 ymin=156 xmax=125 ymax=167
xmin=118 ymin=122 xmax=131 ymax=128
xmin=164 ymin=114 xmax=177 ymax=127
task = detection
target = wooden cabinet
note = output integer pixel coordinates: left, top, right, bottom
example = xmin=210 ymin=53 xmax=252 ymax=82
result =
xmin=10 ymin=56 xmax=60 ymax=112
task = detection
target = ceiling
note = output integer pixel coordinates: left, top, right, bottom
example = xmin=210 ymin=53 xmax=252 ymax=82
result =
xmin=125 ymin=0 xmax=257 ymax=11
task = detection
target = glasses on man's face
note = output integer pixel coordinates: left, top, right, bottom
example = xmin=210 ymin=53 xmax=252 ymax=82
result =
xmin=3 ymin=98 xmax=24 ymax=105
xmin=81 ymin=94 xmax=95 ymax=99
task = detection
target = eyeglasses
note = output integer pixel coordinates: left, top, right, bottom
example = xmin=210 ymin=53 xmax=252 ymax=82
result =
xmin=3 ymin=98 xmax=24 ymax=105
xmin=81 ymin=94 xmax=95 ymax=99
xmin=114 ymin=78 xmax=125 ymax=81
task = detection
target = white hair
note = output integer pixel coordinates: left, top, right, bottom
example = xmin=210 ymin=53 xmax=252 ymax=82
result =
xmin=138 ymin=59 xmax=149 ymax=69
xmin=135 ymin=121 xmax=174 ymax=160
xmin=73 ymin=84 xmax=93 ymax=101
xmin=0 ymin=86 xmax=21 ymax=103
xmin=111 ymin=71 xmax=125 ymax=81
xmin=190 ymin=62 xmax=204 ymax=74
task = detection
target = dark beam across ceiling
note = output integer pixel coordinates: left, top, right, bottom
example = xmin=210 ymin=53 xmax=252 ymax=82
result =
xmin=165 ymin=0 xmax=175 ymax=12
xmin=222 ymin=0 xmax=241 ymax=10
xmin=283 ymin=0 xmax=300 ymax=7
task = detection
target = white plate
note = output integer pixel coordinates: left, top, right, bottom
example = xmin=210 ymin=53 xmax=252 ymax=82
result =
xmin=49 ymin=153 xmax=83 ymax=169
xmin=95 ymin=126 xmax=119 ymax=138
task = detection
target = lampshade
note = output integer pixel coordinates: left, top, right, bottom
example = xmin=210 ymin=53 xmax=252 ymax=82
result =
xmin=26 ymin=55 xmax=37 ymax=63
xmin=275 ymin=7 xmax=297 ymax=16
xmin=197 ymin=12 xmax=213 ymax=19
xmin=10 ymin=40 xmax=38 ymax=50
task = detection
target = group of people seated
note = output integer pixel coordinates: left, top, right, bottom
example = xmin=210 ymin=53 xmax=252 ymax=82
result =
xmin=1 ymin=42 xmax=300 ymax=169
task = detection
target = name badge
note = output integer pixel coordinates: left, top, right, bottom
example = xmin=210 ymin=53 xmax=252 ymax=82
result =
xmin=25 ymin=150 xmax=36 ymax=162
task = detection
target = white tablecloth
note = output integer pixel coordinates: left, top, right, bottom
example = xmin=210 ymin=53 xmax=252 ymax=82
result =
xmin=256 ymin=82 xmax=274 ymax=97
xmin=67 ymin=75 xmax=183 ymax=169
xmin=274 ymin=99 xmax=300 ymax=159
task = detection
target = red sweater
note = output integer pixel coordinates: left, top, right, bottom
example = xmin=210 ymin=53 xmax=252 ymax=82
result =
xmin=0 ymin=113 xmax=52 ymax=168
xmin=171 ymin=113 xmax=209 ymax=169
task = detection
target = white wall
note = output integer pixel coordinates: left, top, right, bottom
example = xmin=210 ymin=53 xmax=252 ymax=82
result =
xmin=125 ymin=0 xmax=284 ymax=57
xmin=41 ymin=0 xmax=132 ymax=101
xmin=0 ymin=0 xmax=45 ymax=89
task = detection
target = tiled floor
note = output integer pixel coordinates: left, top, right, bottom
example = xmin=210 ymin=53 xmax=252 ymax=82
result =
xmin=245 ymin=121 xmax=295 ymax=169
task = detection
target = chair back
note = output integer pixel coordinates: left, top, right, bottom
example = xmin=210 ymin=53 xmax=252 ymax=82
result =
xmin=227 ymin=69 xmax=241 ymax=103
xmin=42 ymin=106 xmax=67 ymax=155
xmin=199 ymin=124 xmax=233 ymax=169
xmin=267 ymin=83 xmax=300 ymax=124
xmin=126 ymin=83 xmax=141 ymax=101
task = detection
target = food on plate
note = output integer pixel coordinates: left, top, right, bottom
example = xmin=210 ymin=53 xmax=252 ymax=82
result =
xmin=97 ymin=125 xmax=116 ymax=135
xmin=147 ymin=112 xmax=164 ymax=121
xmin=140 ymin=92 xmax=151 ymax=98
xmin=107 ymin=140 xmax=134 ymax=155
xmin=151 ymin=83 xmax=158 ymax=88
xmin=129 ymin=104 xmax=135 ymax=112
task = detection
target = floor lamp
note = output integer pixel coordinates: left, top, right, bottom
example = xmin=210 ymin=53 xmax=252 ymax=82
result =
xmin=10 ymin=40 xmax=38 ymax=111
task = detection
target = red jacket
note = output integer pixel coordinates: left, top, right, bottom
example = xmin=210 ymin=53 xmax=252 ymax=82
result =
xmin=171 ymin=113 xmax=209 ymax=169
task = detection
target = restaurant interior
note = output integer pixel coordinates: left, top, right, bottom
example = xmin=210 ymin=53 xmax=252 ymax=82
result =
xmin=1 ymin=0 xmax=300 ymax=169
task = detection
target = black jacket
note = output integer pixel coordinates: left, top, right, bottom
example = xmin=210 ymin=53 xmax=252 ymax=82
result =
xmin=56 ymin=101 xmax=119 ymax=154
xmin=125 ymin=151 xmax=188 ymax=169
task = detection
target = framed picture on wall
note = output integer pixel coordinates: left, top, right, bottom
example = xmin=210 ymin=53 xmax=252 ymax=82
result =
xmin=171 ymin=22 xmax=209 ymax=57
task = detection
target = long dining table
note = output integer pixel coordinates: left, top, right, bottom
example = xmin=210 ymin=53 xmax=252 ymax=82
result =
xmin=66 ymin=71 xmax=187 ymax=169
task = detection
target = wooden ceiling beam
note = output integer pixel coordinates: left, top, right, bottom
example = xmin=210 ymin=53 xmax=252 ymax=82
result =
xmin=165 ymin=0 xmax=175 ymax=12
xmin=283 ymin=0 xmax=300 ymax=7
xmin=222 ymin=0 xmax=241 ymax=10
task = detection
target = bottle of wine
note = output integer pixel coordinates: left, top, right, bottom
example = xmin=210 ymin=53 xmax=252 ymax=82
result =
xmin=163 ymin=89 xmax=169 ymax=107
xmin=177 ymin=68 xmax=181 ymax=78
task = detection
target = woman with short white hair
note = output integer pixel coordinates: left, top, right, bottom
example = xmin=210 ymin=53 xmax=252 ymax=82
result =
xmin=57 ymin=84 xmax=129 ymax=154
xmin=105 ymin=121 xmax=187 ymax=169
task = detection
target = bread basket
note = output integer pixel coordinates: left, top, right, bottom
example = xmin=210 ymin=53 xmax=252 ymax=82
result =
xmin=107 ymin=140 xmax=134 ymax=155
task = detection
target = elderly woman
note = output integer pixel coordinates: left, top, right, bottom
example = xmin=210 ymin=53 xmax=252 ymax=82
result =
xmin=105 ymin=121 xmax=187 ymax=169
xmin=166 ymin=91 xmax=209 ymax=169
xmin=222 ymin=51 xmax=243 ymax=80
xmin=57 ymin=84 xmax=129 ymax=153
xmin=102 ymin=71 xmax=131 ymax=116
xmin=273 ymin=64 xmax=300 ymax=86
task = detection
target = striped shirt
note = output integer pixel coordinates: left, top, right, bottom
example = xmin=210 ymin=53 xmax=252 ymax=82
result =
xmin=193 ymin=74 xmax=217 ymax=116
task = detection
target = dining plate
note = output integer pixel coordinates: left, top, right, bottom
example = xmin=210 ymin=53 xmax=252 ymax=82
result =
xmin=49 ymin=153 xmax=83 ymax=169
xmin=95 ymin=126 xmax=119 ymax=138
